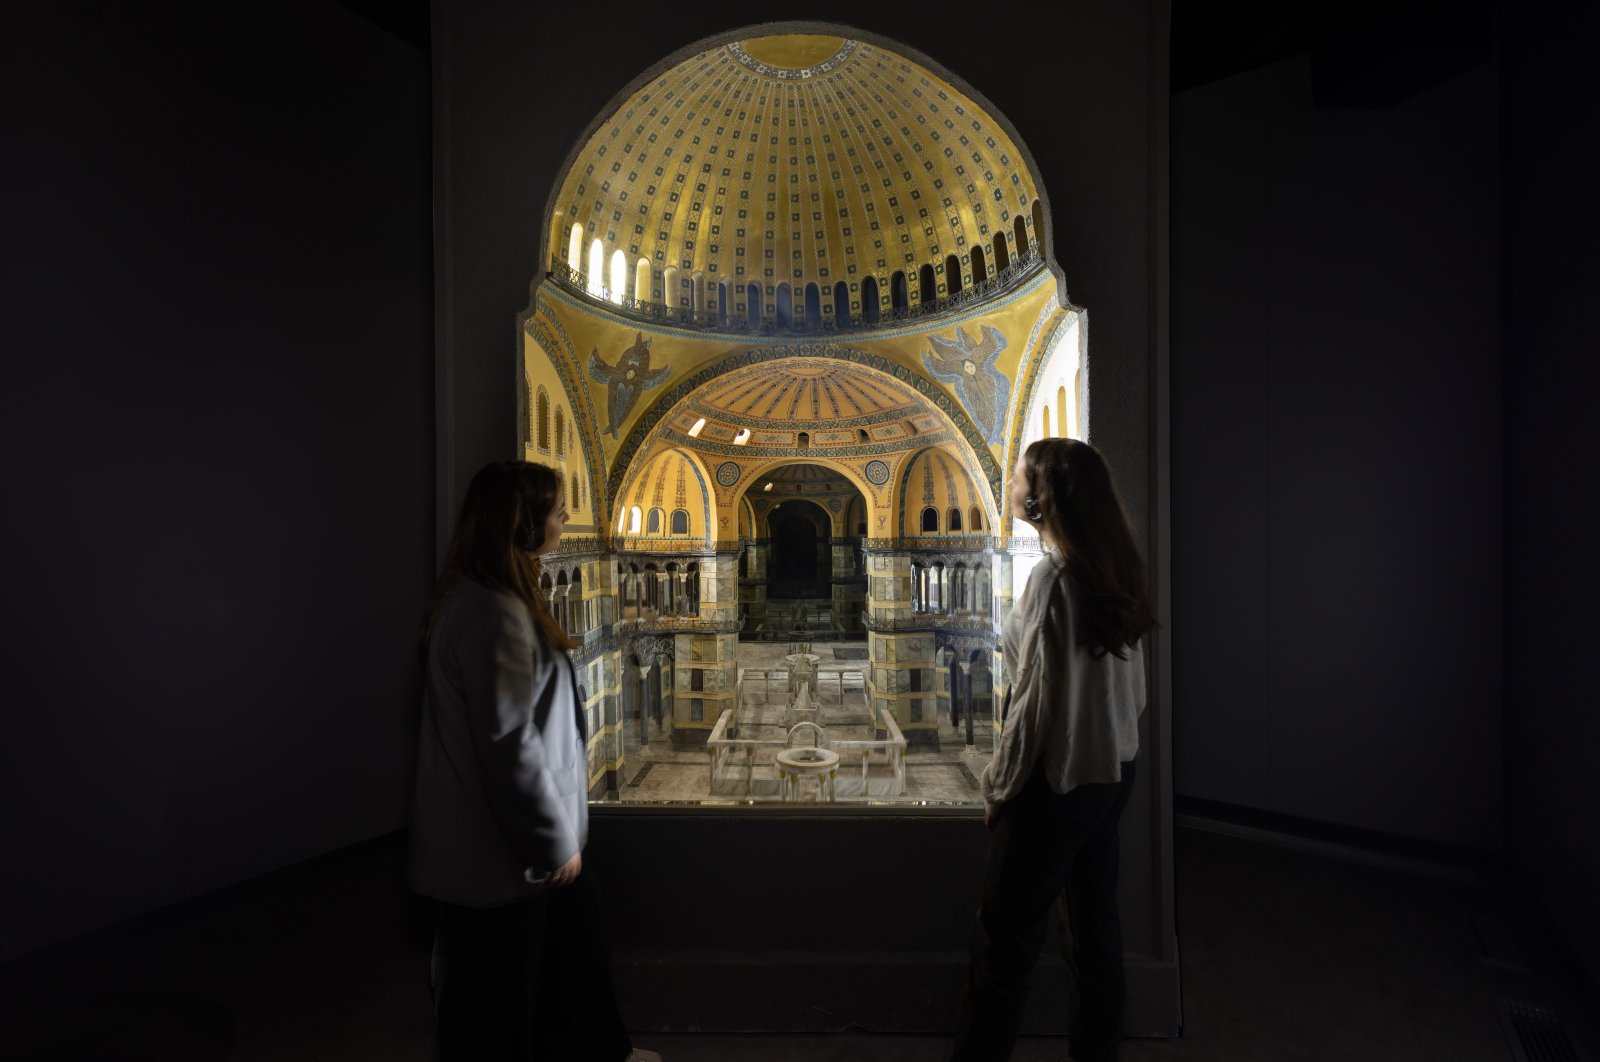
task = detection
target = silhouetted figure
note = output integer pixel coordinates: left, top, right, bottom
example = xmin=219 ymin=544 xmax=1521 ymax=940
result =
xmin=411 ymin=461 xmax=660 ymax=1062
xmin=950 ymin=439 xmax=1155 ymax=1062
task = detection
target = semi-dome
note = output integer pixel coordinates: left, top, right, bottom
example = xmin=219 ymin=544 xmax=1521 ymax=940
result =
xmin=656 ymin=357 xmax=949 ymax=453
xmin=549 ymin=29 xmax=1048 ymax=331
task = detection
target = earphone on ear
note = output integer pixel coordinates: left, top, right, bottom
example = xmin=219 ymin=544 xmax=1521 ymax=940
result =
xmin=1024 ymin=495 xmax=1042 ymax=523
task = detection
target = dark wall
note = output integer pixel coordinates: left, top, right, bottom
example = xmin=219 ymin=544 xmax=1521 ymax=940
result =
xmin=1502 ymin=3 xmax=1600 ymax=986
xmin=1 ymin=3 xmax=434 ymax=960
xmin=1171 ymin=56 xmax=1503 ymax=847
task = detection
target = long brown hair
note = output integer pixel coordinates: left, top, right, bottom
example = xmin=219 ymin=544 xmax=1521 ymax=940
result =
xmin=420 ymin=460 xmax=576 ymax=660
xmin=1022 ymin=438 xmax=1154 ymax=659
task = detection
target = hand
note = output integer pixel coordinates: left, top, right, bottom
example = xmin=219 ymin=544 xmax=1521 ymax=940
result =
xmin=548 ymin=850 xmax=582 ymax=887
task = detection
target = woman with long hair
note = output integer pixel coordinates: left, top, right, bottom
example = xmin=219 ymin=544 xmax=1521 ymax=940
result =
xmin=410 ymin=460 xmax=659 ymax=1062
xmin=950 ymin=438 xmax=1154 ymax=1062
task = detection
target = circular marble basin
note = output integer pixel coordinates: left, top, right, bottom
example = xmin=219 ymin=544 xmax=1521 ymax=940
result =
xmin=776 ymin=747 xmax=839 ymax=770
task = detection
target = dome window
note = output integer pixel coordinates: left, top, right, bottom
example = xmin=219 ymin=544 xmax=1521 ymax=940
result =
xmin=587 ymin=239 xmax=605 ymax=298
xmin=733 ymin=428 xmax=751 ymax=445
xmin=567 ymin=223 xmax=583 ymax=272
xmin=609 ymin=250 xmax=627 ymax=305
xmin=687 ymin=417 xmax=706 ymax=438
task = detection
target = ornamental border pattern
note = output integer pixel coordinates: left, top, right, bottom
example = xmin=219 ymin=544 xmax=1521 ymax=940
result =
xmin=657 ymin=426 xmax=956 ymax=459
xmin=725 ymin=39 xmax=860 ymax=80
xmin=525 ymin=306 xmax=609 ymax=526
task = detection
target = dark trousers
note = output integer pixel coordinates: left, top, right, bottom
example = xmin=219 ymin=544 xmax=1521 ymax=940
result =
xmin=950 ymin=760 xmax=1137 ymax=1062
xmin=434 ymin=871 xmax=633 ymax=1062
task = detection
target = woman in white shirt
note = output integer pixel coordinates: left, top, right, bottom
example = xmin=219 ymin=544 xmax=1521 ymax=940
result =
xmin=950 ymin=439 xmax=1154 ymax=1062
xmin=412 ymin=461 xmax=660 ymax=1062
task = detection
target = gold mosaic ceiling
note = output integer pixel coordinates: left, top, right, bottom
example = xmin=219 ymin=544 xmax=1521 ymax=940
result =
xmin=692 ymin=359 xmax=917 ymax=424
xmin=552 ymin=32 xmax=1041 ymax=287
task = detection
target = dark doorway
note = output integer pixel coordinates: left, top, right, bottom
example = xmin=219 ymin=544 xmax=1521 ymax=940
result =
xmin=769 ymin=502 xmax=828 ymax=599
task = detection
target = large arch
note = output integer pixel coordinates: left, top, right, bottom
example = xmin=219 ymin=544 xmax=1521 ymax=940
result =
xmin=723 ymin=454 xmax=878 ymax=535
xmin=606 ymin=343 xmax=1006 ymax=506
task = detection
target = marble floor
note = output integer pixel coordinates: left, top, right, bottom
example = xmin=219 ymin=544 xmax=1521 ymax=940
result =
xmin=615 ymin=639 xmax=994 ymax=805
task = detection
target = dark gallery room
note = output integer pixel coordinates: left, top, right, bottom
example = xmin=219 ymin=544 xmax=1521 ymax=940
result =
xmin=3 ymin=0 xmax=1596 ymax=1059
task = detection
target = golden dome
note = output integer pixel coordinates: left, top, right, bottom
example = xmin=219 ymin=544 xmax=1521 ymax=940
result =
xmin=550 ymin=29 xmax=1044 ymax=319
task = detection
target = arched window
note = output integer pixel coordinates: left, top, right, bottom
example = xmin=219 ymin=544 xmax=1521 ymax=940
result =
xmin=993 ymin=232 xmax=1010 ymax=272
xmin=970 ymin=506 xmax=983 ymax=531
xmin=670 ymin=509 xmax=689 ymax=535
xmin=921 ymin=507 xmax=939 ymax=532
xmin=554 ymin=406 xmax=565 ymax=458
xmin=945 ymin=254 xmax=963 ymax=294
xmin=1057 ymin=385 xmax=1069 ymax=441
xmin=636 ymin=258 xmax=652 ymax=304
xmin=647 ymin=508 xmax=663 ymax=534
xmin=572 ymin=474 xmax=582 ymax=510
xmin=587 ymin=239 xmax=604 ymax=298
xmin=890 ymin=271 xmax=909 ymax=314
xmin=919 ymin=263 xmax=937 ymax=303
xmin=536 ymin=387 xmax=550 ymax=452
xmin=797 ymin=431 xmax=809 ymax=450
xmin=567 ymin=223 xmax=583 ymax=272
xmin=775 ymin=282 xmax=792 ymax=328
xmin=861 ymin=276 xmax=880 ymax=324
xmin=609 ymin=250 xmax=627 ymax=304
xmin=971 ymin=245 xmax=988 ymax=285
xmin=1042 ymin=405 xmax=1053 ymax=438
xmin=663 ymin=266 xmax=680 ymax=309
xmin=948 ymin=508 xmax=963 ymax=532
xmin=628 ymin=506 xmax=642 ymax=534
xmin=833 ymin=280 xmax=850 ymax=325
xmin=1031 ymin=201 xmax=1046 ymax=255
xmin=747 ymin=282 xmax=762 ymax=323
xmin=718 ymin=281 xmax=729 ymax=326
xmin=692 ymin=273 xmax=706 ymax=315
xmin=1014 ymin=214 xmax=1029 ymax=259
xmin=804 ymin=282 xmax=821 ymax=328
xmin=858 ymin=428 xmax=869 ymax=443
xmin=523 ymin=375 xmax=534 ymax=447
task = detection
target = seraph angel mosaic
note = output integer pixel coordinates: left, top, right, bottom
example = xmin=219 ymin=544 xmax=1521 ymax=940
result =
xmin=588 ymin=332 xmax=671 ymax=439
xmin=922 ymin=324 xmax=1010 ymax=445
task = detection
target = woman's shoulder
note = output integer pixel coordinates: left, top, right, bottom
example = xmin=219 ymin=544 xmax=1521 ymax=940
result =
xmin=444 ymin=577 xmax=533 ymax=628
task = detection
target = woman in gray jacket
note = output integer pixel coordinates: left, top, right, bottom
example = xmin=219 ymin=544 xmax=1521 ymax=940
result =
xmin=411 ymin=460 xmax=658 ymax=1062
xmin=950 ymin=439 xmax=1154 ymax=1062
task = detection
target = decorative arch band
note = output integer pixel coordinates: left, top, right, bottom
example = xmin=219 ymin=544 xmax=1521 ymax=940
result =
xmin=606 ymin=343 xmax=1005 ymax=506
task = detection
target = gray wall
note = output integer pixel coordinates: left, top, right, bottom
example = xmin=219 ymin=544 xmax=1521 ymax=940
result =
xmin=1502 ymin=3 xmax=1600 ymax=987
xmin=1171 ymin=56 xmax=1504 ymax=848
xmin=1 ymin=3 xmax=434 ymax=961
